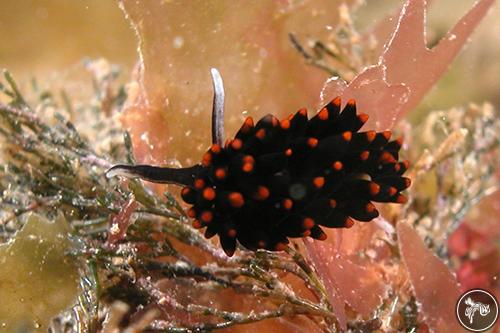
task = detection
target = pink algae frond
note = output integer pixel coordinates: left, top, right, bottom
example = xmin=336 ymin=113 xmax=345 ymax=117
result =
xmin=320 ymin=0 xmax=495 ymax=131
xmin=397 ymin=222 xmax=465 ymax=333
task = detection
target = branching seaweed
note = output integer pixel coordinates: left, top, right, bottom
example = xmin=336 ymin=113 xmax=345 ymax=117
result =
xmin=404 ymin=103 xmax=499 ymax=257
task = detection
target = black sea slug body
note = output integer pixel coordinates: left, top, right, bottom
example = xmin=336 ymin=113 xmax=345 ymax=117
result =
xmin=107 ymin=69 xmax=410 ymax=256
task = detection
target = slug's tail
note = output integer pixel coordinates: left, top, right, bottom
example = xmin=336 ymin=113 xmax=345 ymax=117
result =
xmin=106 ymin=164 xmax=202 ymax=187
